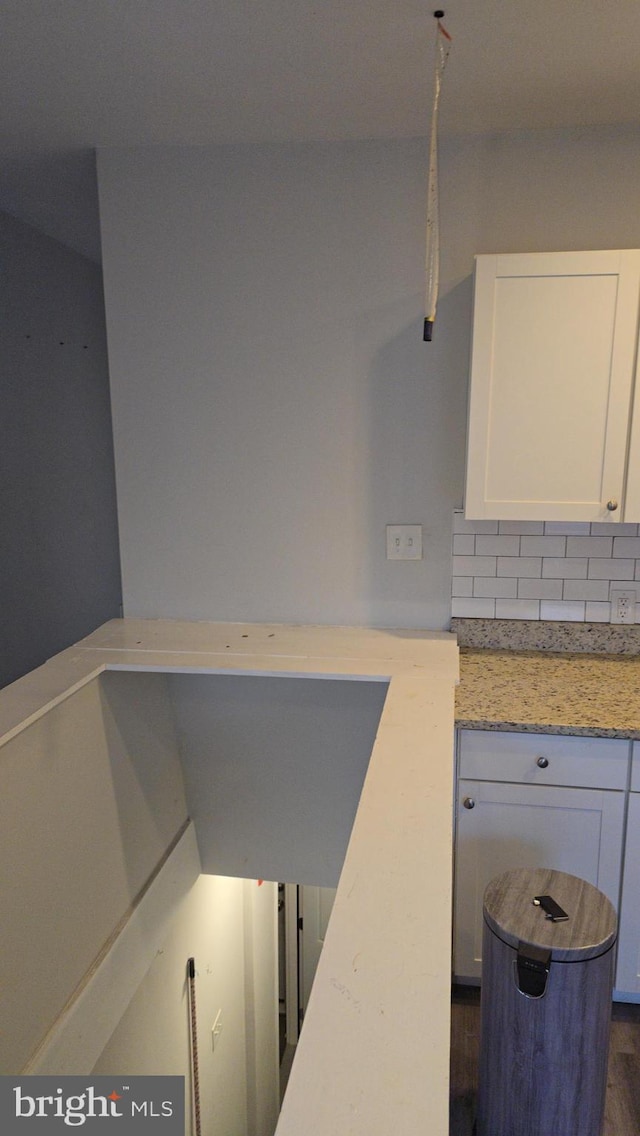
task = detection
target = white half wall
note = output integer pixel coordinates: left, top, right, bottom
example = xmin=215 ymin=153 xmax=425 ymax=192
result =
xmin=1 ymin=621 xmax=458 ymax=1134
xmin=169 ymin=674 xmax=388 ymax=887
xmin=0 ymin=671 xmax=187 ymax=1073
xmin=27 ymin=822 xmax=201 ymax=1076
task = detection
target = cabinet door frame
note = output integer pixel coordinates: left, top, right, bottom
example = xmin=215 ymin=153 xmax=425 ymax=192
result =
xmin=621 ymin=341 xmax=640 ymax=520
xmin=464 ymin=249 xmax=640 ymax=521
xmin=458 ymin=728 xmax=629 ymax=791
xmin=453 ymin=778 xmax=625 ymax=981
xmin=615 ymin=793 xmax=640 ymax=996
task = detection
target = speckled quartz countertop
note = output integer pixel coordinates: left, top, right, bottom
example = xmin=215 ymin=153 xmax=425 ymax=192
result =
xmin=453 ymin=620 xmax=640 ymax=738
xmin=456 ymin=649 xmax=640 ymax=738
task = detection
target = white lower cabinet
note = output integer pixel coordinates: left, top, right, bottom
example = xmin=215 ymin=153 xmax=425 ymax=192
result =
xmin=453 ymin=730 xmax=628 ymax=983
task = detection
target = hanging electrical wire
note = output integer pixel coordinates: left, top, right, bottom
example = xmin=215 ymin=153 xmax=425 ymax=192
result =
xmin=424 ymin=10 xmax=452 ymax=342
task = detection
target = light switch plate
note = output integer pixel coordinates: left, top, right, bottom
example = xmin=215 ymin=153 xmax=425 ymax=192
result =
xmin=386 ymin=525 xmax=423 ymax=560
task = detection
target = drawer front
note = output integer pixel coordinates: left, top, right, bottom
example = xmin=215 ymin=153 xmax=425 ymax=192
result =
xmin=458 ymin=729 xmax=629 ymax=790
xmin=632 ymin=742 xmax=640 ymax=792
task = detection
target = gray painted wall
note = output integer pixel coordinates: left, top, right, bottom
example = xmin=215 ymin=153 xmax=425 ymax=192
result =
xmin=7 ymin=666 xmax=380 ymax=1112
xmin=97 ymin=138 xmax=468 ymax=628
xmin=0 ymin=209 xmax=121 ymax=688
xmin=97 ymin=125 xmax=640 ymax=630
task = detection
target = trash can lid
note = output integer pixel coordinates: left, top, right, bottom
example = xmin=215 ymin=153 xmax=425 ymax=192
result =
xmin=483 ymin=868 xmax=617 ymax=962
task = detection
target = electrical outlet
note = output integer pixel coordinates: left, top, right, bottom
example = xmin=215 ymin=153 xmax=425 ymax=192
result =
xmin=610 ymin=589 xmax=637 ymax=624
xmin=386 ymin=524 xmax=423 ymax=561
xmin=211 ymin=1010 xmax=222 ymax=1051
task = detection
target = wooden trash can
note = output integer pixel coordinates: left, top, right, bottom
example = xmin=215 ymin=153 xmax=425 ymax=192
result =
xmin=477 ymin=867 xmax=617 ymax=1136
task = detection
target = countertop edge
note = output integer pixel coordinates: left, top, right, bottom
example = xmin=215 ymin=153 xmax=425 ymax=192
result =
xmin=455 ymin=717 xmax=640 ymax=740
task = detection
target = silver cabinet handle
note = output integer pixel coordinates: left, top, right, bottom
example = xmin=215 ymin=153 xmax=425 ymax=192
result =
xmin=463 ymin=797 xmax=475 ymax=809
xmin=537 ymin=756 xmax=549 ymax=768
xmin=606 ymin=500 xmax=619 ymax=511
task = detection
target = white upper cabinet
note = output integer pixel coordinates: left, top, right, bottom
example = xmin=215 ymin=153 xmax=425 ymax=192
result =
xmin=464 ymin=250 xmax=640 ymax=521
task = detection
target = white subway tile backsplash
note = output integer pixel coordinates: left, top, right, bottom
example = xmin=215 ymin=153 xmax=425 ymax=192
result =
xmin=452 ymin=534 xmax=476 ymax=555
xmin=453 ymin=513 xmax=498 ymax=535
xmin=476 ymin=535 xmax=521 ymax=556
xmin=588 ymin=558 xmax=634 ymax=579
xmin=520 ymin=535 xmax=567 ymax=557
xmin=498 ymin=521 xmax=544 ymax=535
xmin=566 ymin=536 xmax=613 ymax=557
xmin=496 ymin=598 xmax=541 ymax=620
xmin=452 ymin=555 xmax=497 ymax=577
xmin=452 ymin=576 xmax=473 ymax=597
xmin=563 ymin=579 xmax=610 ymax=601
xmin=542 ymin=557 xmax=588 ymax=579
xmin=591 ymin=522 xmax=638 ymax=536
xmin=608 ymin=581 xmax=640 ymax=599
xmin=585 ymin=602 xmax=611 ymax=622
xmin=473 ymin=577 xmax=518 ymax=599
xmin=451 ymin=597 xmax=496 ymax=618
xmin=450 ymin=512 xmax=640 ymax=625
xmin=517 ymin=578 xmax=563 ymax=600
xmin=612 ymin=537 xmax=640 ymax=557
xmin=540 ymin=600 xmax=586 ymax=622
xmin=497 ymin=556 xmax=542 ymax=577
xmin=544 ymin=521 xmax=591 ymax=535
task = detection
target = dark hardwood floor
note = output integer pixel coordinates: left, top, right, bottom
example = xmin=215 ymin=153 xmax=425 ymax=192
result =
xmin=449 ymin=985 xmax=640 ymax=1136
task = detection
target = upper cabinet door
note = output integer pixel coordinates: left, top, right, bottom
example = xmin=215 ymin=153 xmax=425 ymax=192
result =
xmin=464 ymin=250 xmax=640 ymax=521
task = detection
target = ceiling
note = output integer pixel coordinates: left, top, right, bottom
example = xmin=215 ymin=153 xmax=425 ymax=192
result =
xmin=2 ymin=0 xmax=640 ymax=262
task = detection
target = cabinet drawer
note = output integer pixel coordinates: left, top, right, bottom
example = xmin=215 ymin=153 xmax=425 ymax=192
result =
xmin=458 ymin=729 xmax=629 ymax=790
xmin=632 ymin=743 xmax=640 ymax=792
